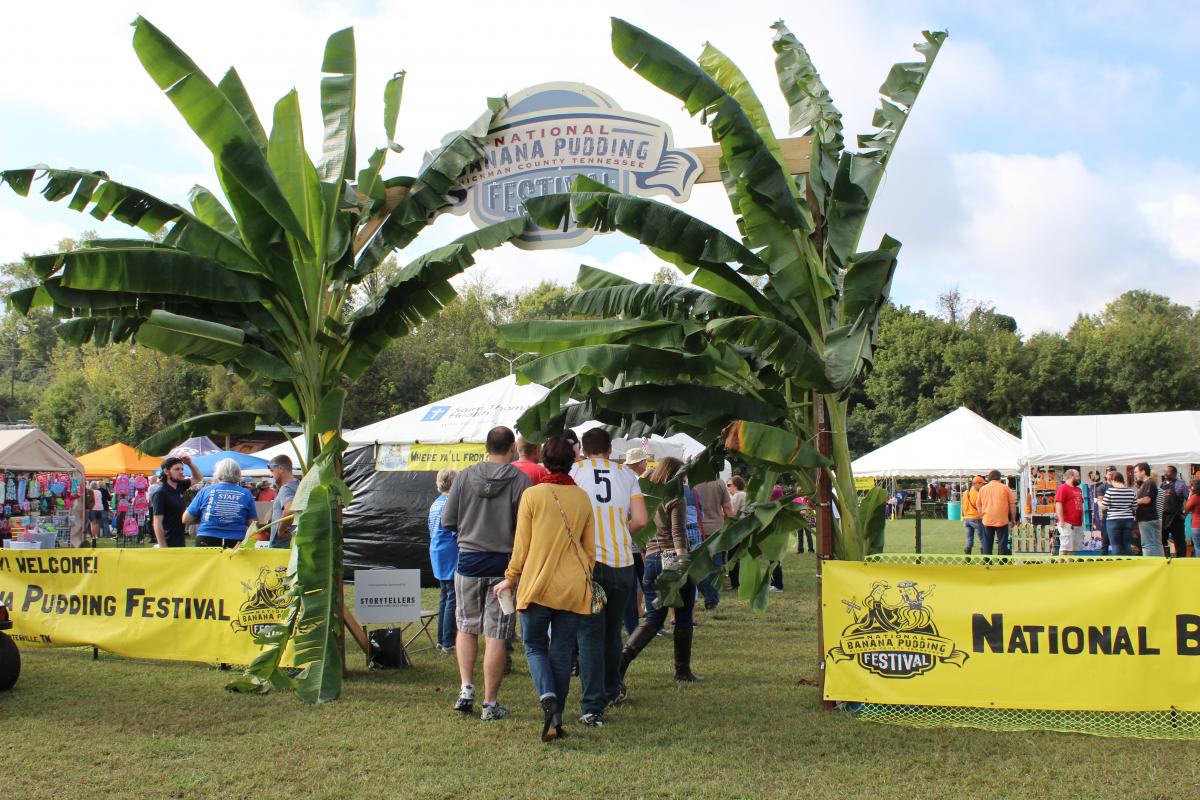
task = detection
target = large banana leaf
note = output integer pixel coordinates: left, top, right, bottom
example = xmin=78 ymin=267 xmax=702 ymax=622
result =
xmin=291 ymin=483 xmax=342 ymax=704
xmin=133 ymin=310 xmax=246 ymax=364
xmin=611 ymin=19 xmax=810 ymax=234
xmin=722 ymin=420 xmax=829 ymax=470
xmin=132 ymin=16 xmax=312 ymax=255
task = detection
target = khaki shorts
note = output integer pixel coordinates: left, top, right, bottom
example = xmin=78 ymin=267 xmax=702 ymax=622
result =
xmin=454 ymin=573 xmax=515 ymax=639
xmin=1058 ymin=523 xmax=1084 ymax=552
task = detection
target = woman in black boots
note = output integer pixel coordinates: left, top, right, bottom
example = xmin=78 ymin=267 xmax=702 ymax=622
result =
xmin=618 ymin=457 xmax=703 ymax=698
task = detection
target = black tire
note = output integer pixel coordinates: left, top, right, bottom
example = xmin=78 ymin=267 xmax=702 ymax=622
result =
xmin=0 ymin=632 xmax=20 ymax=691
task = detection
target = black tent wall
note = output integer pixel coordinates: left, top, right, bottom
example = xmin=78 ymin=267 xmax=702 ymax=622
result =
xmin=343 ymin=444 xmax=439 ymax=586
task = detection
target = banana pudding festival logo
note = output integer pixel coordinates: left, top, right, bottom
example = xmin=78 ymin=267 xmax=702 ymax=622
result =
xmin=828 ymin=580 xmax=969 ymax=678
xmin=231 ymin=566 xmax=290 ymax=644
xmin=436 ymin=82 xmax=702 ymax=249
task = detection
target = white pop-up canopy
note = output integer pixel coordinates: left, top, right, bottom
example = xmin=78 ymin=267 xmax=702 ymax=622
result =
xmin=851 ymin=407 xmax=1021 ymax=479
xmin=1020 ymin=411 xmax=1200 ymax=468
xmin=344 ymin=375 xmax=552 ymax=446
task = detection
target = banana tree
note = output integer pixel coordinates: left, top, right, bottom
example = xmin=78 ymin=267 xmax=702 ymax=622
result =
xmin=500 ymin=19 xmax=945 ymax=597
xmin=2 ymin=18 xmax=524 ymax=702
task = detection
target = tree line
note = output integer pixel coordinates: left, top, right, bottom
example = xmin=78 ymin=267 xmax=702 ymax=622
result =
xmin=846 ymin=289 xmax=1200 ymax=455
xmin=4 ymin=244 xmax=1196 ymax=457
xmin=0 ymin=241 xmax=572 ymax=452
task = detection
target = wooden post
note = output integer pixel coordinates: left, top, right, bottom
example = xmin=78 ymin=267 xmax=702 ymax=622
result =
xmin=915 ymin=503 xmax=923 ymax=554
xmin=814 ymin=392 xmax=834 ymax=710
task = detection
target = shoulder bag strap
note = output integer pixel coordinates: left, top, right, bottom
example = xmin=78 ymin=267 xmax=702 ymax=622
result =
xmin=549 ymin=488 xmax=593 ymax=577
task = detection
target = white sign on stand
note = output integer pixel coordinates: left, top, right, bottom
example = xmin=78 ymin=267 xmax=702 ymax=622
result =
xmin=354 ymin=569 xmax=421 ymax=624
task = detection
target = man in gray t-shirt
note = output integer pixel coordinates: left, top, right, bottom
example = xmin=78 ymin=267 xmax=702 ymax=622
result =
xmin=267 ymin=454 xmax=299 ymax=548
xmin=693 ymin=479 xmax=734 ymax=610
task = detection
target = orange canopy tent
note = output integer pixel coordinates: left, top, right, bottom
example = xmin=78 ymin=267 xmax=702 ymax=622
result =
xmin=76 ymin=443 xmax=161 ymax=478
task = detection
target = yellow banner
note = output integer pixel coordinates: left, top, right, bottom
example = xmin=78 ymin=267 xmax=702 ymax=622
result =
xmin=854 ymin=476 xmax=876 ymax=491
xmin=0 ymin=548 xmax=293 ymax=665
xmin=375 ymin=442 xmax=487 ymax=471
xmin=822 ymin=559 xmax=1200 ymax=712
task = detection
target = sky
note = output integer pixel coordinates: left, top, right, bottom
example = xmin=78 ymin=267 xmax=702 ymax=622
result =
xmin=1 ymin=0 xmax=1197 ymax=334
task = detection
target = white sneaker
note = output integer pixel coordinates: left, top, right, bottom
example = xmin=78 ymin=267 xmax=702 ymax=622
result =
xmin=480 ymin=702 xmax=509 ymax=721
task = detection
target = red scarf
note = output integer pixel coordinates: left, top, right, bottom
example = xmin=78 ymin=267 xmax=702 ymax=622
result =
xmin=539 ymin=472 xmax=576 ymax=486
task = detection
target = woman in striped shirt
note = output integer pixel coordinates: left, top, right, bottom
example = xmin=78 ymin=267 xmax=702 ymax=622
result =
xmin=1100 ymin=472 xmax=1137 ymax=556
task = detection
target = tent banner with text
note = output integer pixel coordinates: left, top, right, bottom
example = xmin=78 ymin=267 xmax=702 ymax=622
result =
xmin=375 ymin=442 xmax=487 ymax=471
xmin=822 ymin=559 xmax=1200 ymax=712
xmin=0 ymin=548 xmax=294 ymax=666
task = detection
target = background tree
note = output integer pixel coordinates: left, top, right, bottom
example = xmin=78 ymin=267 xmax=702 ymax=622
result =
xmin=2 ymin=19 xmax=524 ymax=702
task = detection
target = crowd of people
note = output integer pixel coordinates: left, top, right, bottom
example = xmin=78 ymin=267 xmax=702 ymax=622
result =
xmin=81 ymin=455 xmax=295 ymax=548
xmin=426 ymin=425 xmax=753 ymax=742
xmin=957 ymin=463 xmax=1200 ymax=557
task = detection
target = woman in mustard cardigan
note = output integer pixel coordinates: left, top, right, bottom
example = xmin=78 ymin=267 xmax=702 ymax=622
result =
xmin=492 ymin=436 xmax=594 ymax=742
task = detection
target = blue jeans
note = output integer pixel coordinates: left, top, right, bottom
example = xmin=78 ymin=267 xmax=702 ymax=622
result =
xmin=963 ymin=519 xmax=984 ymax=551
xmin=436 ymin=579 xmax=456 ymax=649
xmin=520 ymin=604 xmax=583 ymax=707
xmin=642 ymin=553 xmax=696 ymax=632
xmin=797 ymin=528 xmax=814 ymax=553
xmin=981 ymin=525 xmax=1010 ymax=556
xmin=577 ymin=563 xmax=633 ymax=715
xmin=697 ymin=550 xmax=724 ymax=609
xmin=1138 ymin=520 xmax=1165 ymax=557
xmin=624 ymin=552 xmax=645 ymax=634
xmin=1107 ymin=518 xmax=1134 ymax=555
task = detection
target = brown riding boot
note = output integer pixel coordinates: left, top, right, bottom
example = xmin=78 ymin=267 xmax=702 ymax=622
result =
xmin=619 ymin=623 xmax=659 ymax=679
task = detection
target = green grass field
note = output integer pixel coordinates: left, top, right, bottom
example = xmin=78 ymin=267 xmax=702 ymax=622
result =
xmin=4 ymin=520 xmax=1199 ymax=799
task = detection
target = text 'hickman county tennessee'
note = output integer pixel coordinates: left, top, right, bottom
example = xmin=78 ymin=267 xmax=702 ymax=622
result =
xmin=972 ymin=614 xmax=1200 ymax=656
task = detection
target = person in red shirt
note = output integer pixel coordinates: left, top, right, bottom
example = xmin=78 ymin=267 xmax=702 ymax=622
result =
xmin=512 ymin=437 xmax=549 ymax=485
xmin=1185 ymin=479 xmax=1200 ymax=557
xmin=1054 ymin=468 xmax=1085 ymax=556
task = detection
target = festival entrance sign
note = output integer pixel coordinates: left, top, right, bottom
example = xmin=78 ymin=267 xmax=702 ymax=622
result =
xmin=443 ymin=83 xmax=703 ymax=249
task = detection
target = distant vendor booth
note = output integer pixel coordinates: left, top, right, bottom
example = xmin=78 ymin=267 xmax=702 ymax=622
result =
xmin=0 ymin=428 xmax=87 ymax=548
xmin=1019 ymin=411 xmax=1200 ymax=555
xmin=851 ymin=407 xmax=1021 ymax=520
xmin=336 ymin=375 xmax=702 ymax=583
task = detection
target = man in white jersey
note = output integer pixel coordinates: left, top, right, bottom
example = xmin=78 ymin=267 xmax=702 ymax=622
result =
xmin=570 ymin=428 xmax=648 ymax=727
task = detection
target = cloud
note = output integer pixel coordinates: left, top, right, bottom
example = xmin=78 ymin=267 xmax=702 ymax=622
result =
xmin=883 ymin=151 xmax=1200 ymax=333
xmin=0 ymin=208 xmax=72 ymax=261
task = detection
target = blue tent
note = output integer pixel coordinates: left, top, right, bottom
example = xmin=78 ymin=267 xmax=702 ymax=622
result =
xmin=190 ymin=450 xmax=271 ymax=478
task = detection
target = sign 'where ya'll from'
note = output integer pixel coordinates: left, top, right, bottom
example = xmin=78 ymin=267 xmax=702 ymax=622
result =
xmin=440 ymin=83 xmax=703 ymax=249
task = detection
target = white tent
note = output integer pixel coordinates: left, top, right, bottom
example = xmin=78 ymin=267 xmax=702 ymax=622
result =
xmin=851 ymin=407 xmax=1021 ymax=479
xmin=345 ymin=375 xmax=550 ymax=446
xmin=1020 ymin=411 xmax=1200 ymax=468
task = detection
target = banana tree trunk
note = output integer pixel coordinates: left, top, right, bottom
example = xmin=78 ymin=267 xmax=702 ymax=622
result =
xmin=822 ymin=395 xmax=864 ymax=561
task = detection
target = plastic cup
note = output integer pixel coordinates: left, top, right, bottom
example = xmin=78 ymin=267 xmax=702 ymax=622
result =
xmin=497 ymin=587 xmax=515 ymax=615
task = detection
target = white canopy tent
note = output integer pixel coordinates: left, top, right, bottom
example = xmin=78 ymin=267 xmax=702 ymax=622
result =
xmin=1020 ymin=411 xmax=1200 ymax=469
xmin=1019 ymin=411 xmax=1200 ymax=528
xmin=851 ymin=407 xmax=1021 ymax=479
xmin=345 ymin=375 xmax=550 ymax=446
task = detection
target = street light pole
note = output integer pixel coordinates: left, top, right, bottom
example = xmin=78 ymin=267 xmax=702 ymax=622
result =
xmin=483 ymin=351 xmax=534 ymax=375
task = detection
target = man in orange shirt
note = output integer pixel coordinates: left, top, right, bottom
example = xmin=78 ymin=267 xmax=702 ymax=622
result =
xmin=978 ymin=469 xmax=1017 ymax=556
xmin=962 ymin=476 xmax=985 ymax=555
